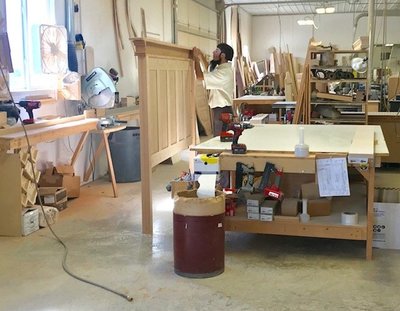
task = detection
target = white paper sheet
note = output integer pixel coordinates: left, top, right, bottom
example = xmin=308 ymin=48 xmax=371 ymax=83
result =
xmin=316 ymin=157 xmax=350 ymax=197
xmin=197 ymin=174 xmax=217 ymax=198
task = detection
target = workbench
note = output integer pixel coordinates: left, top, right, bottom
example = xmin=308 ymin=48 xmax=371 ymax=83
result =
xmin=83 ymin=124 xmax=127 ymax=198
xmin=192 ymin=124 xmax=389 ymax=259
xmin=0 ymin=115 xmax=99 ymax=236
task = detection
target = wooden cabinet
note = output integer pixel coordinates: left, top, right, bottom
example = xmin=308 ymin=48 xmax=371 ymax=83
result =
xmin=308 ymin=49 xmax=369 ymax=124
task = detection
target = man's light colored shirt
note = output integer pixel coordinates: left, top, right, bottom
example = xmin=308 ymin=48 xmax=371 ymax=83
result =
xmin=203 ymin=62 xmax=234 ymax=109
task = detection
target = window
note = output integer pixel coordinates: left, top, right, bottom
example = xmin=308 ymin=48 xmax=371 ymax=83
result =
xmin=5 ymin=0 xmax=58 ymax=93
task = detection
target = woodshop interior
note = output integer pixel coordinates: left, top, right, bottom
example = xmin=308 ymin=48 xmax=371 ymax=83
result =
xmin=1 ymin=0 xmax=400 ymax=310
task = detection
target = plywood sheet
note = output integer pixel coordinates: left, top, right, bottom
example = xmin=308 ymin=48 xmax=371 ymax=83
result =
xmin=192 ymin=124 xmax=388 ymax=157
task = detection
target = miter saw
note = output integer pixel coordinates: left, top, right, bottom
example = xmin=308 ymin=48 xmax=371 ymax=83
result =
xmin=81 ymin=67 xmax=118 ymax=127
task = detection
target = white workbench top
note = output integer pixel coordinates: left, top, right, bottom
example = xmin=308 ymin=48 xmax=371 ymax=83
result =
xmin=192 ymin=124 xmax=389 ymax=157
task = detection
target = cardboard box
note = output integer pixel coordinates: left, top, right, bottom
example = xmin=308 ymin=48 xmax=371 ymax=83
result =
xmin=247 ymin=205 xmax=260 ymax=214
xmin=247 ymin=212 xmax=260 ymax=220
xmin=193 ymin=154 xmax=219 ymax=178
xmin=247 ymin=193 xmax=265 ymax=207
xmin=260 ymin=200 xmax=278 ymax=215
xmin=37 ymin=187 xmax=68 ymax=211
xmin=301 ymin=183 xmax=332 ymax=216
xmin=260 ymin=214 xmax=273 ymax=221
xmin=250 ymin=113 xmax=269 ymax=125
xmin=39 ymin=165 xmax=80 ymax=198
xmin=373 ymin=202 xmax=400 ymax=250
xmin=21 ymin=208 xmax=39 ymax=236
xmin=281 ymin=198 xmax=299 ymax=216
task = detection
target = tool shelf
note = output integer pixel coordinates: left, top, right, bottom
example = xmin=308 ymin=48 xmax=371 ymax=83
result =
xmin=308 ymin=49 xmax=369 ymax=125
xmin=225 ymin=183 xmax=367 ymax=240
xmin=218 ymin=151 xmax=375 ymax=259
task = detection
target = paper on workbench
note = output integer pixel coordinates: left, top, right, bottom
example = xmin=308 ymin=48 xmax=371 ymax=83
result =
xmin=197 ymin=174 xmax=217 ymax=198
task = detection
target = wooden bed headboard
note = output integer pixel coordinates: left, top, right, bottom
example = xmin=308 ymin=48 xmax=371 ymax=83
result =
xmin=133 ymin=38 xmax=196 ymax=234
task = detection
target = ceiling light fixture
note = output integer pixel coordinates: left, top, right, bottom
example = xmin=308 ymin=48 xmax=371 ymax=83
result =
xmin=297 ymin=17 xmax=318 ymax=29
xmin=325 ymin=6 xmax=335 ymax=13
xmin=316 ymin=5 xmax=335 ymax=14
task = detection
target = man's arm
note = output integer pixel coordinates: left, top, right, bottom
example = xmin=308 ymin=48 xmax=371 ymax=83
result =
xmin=192 ymin=47 xmax=208 ymax=80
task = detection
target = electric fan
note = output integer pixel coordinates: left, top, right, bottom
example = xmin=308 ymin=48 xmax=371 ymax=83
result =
xmin=40 ymin=24 xmax=68 ymax=74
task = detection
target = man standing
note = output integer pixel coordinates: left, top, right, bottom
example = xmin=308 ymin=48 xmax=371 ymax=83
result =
xmin=193 ymin=43 xmax=235 ymax=137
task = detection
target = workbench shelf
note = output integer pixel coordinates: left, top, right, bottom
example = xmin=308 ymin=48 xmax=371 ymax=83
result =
xmin=219 ymin=151 xmax=375 ymax=259
xmin=308 ymin=48 xmax=369 ymax=125
xmin=226 ymin=184 xmax=367 ymax=240
xmin=310 ymin=78 xmax=367 ymax=83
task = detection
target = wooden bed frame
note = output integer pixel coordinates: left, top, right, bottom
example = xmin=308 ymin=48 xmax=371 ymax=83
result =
xmin=133 ymin=38 xmax=196 ymax=234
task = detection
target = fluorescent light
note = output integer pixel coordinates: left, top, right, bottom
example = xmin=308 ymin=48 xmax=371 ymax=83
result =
xmin=385 ymin=43 xmax=394 ymax=47
xmin=316 ymin=5 xmax=335 ymax=14
xmin=298 ymin=17 xmax=315 ymax=26
xmin=325 ymin=6 xmax=335 ymax=13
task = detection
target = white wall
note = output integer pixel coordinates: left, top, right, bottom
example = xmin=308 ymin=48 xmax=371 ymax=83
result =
xmin=80 ymin=0 xmax=172 ymax=99
xmin=224 ymin=5 xmax=252 ymax=59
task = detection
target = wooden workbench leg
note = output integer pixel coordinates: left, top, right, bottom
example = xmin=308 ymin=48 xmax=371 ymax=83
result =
xmin=366 ymin=159 xmax=375 ymax=260
xmin=70 ymin=131 xmax=90 ymax=167
xmin=102 ymin=132 xmax=118 ymax=198
xmin=83 ymin=138 xmax=105 ymax=182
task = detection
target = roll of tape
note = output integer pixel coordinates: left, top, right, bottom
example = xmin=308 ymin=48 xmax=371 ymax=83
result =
xmin=341 ymin=211 xmax=358 ymax=225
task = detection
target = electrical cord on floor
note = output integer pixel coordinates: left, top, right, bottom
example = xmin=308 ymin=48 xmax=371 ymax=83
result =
xmin=0 ymin=66 xmax=133 ymax=303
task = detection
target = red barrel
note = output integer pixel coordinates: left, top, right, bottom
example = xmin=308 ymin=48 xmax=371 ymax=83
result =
xmin=173 ymin=190 xmax=225 ymax=278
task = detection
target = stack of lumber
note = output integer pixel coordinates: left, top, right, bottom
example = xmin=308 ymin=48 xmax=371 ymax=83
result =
xmin=269 ymin=47 xmax=299 ymax=100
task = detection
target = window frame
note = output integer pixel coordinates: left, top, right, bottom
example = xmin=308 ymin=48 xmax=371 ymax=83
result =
xmin=4 ymin=0 xmax=59 ymax=97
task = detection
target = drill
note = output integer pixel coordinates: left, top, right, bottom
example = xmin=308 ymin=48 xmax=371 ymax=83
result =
xmin=219 ymin=112 xmax=234 ymax=142
xmin=229 ymin=122 xmax=247 ymax=154
xmin=18 ymin=100 xmax=41 ymax=124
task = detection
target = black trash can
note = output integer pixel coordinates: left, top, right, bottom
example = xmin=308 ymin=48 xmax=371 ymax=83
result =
xmin=173 ymin=190 xmax=225 ymax=278
xmin=108 ymin=126 xmax=141 ymax=183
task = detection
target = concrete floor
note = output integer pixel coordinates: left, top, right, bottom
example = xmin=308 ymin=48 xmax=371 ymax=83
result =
xmin=1 ymin=160 xmax=400 ymax=311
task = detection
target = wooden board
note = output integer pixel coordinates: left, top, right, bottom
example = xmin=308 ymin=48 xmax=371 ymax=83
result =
xmin=0 ymin=118 xmax=98 ymax=151
xmin=0 ymin=154 xmax=22 ymax=236
xmin=316 ymin=92 xmax=353 ymax=102
xmin=195 ymin=80 xmax=212 ymax=136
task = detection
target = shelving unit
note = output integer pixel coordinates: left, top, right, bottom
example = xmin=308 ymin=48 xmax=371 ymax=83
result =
xmin=308 ymin=49 xmax=369 ymax=124
xmin=220 ymin=152 xmax=371 ymax=246
xmin=0 ymin=115 xmax=99 ymax=236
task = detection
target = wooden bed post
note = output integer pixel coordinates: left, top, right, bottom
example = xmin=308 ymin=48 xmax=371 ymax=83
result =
xmin=133 ymin=38 xmax=196 ymax=234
